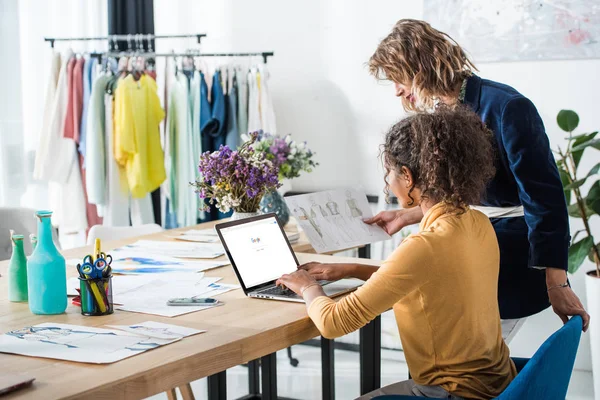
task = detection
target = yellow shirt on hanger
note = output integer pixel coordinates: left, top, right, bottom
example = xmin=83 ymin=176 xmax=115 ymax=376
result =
xmin=114 ymin=74 xmax=166 ymax=198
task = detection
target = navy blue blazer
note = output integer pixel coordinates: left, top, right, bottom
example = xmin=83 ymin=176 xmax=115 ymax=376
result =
xmin=463 ymin=75 xmax=570 ymax=319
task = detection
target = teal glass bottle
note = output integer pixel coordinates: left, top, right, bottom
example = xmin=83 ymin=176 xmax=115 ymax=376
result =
xmin=27 ymin=210 xmax=67 ymax=314
xmin=8 ymin=233 xmax=28 ymax=302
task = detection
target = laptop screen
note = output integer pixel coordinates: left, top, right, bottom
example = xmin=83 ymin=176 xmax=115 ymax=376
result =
xmin=219 ymin=216 xmax=298 ymax=289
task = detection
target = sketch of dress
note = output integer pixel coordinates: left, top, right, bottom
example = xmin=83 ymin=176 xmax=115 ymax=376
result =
xmin=310 ymin=201 xmax=339 ymax=246
xmin=293 ymin=203 xmax=326 ymax=248
xmin=325 ymin=199 xmax=355 ymax=242
xmin=345 ymin=191 xmax=372 ymax=236
xmin=6 ymin=326 xmax=163 ymax=351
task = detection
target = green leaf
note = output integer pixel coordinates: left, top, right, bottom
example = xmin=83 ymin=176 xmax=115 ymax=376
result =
xmin=557 ymin=110 xmax=580 ymax=132
xmin=570 ymin=131 xmax=598 ymax=140
xmin=564 ymin=178 xmax=587 ymax=190
xmin=587 ymin=181 xmax=600 ymax=215
xmin=568 ymin=236 xmax=594 ymax=273
xmin=587 ymin=162 xmax=600 ymax=177
xmin=571 ymin=132 xmax=598 ymax=167
xmin=588 ymin=243 xmax=600 ymax=263
xmin=567 ymin=202 xmax=596 ymax=218
xmin=563 ymin=164 xmax=600 ymax=190
xmin=572 ymin=138 xmax=600 ymax=152
xmin=558 ymin=166 xmax=572 ymax=205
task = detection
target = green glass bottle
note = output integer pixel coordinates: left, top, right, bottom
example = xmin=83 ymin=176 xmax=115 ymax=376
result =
xmin=8 ymin=232 xmax=28 ymax=302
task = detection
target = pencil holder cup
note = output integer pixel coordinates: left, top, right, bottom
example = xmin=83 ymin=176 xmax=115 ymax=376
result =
xmin=79 ymin=276 xmax=113 ymax=316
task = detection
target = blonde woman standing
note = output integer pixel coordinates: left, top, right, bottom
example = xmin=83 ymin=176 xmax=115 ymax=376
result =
xmin=364 ymin=19 xmax=588 ymax=330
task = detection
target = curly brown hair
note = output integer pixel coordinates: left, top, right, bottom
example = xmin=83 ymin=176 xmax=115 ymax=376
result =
xmin=369 ymin=19 xmax=477 ymax=112
xmin=382 ymin=106 xmax=495 ymax=211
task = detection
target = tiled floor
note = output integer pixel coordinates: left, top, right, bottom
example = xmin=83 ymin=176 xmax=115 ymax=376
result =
xmin=146 ymin=344 xmax=595 ymax=400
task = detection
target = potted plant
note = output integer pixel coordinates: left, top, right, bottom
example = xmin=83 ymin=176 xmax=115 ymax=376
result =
xmin=248 ymin=131 xmax=318 ymax=225
xmin=192 ymin=132 xmax=280 ymax=220
xmin=555 ymin=109 xmax=599 ymax=393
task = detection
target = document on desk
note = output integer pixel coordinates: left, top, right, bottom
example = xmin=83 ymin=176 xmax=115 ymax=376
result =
xmin=285 ymin=189 xmax=391 ymax=253
xmin=119 ymin=240 xmax=225 ymax=259
xmin=106 ymin=321 xmax=206 ymax=340
xmin=114 ymin=274 xmax=240 ymax=317
xmin=0 ymin=323 xmax=180 ymax=364
xmin=0 ymin=322 xmax=205 ymax=364
xmin=107 ymin=251 xmax=229 ymax=274
xmin=169 ymin=228 xmax=220 ymax=243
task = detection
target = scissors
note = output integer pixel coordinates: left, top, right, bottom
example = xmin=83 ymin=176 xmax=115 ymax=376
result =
xmin=77 ymin=263 xmax=94 ymax=278
xmin=97 ymin=252 xmax=113 ymax=265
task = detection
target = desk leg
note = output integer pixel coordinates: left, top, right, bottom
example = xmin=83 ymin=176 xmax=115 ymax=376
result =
xmin=321 ymin=337 xmax=335 ymax=400
xmin=359 ymin=315 xmax=381 ymax=395
xmin=261 ymin=353 xmax=277 ymax=400
xmin=248 ymin=359 xmax=260 ymax=395
xmin=358 ymin=244 xmax=371 ymax=259
xmin=208 ymin=371 xmax=226 ymax=400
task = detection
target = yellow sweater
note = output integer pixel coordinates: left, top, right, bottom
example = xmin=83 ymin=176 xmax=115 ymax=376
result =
xmin=308 ymin=203 xmax=516 ymax=399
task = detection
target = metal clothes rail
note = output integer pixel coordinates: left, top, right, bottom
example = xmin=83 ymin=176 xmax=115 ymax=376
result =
xmin=44 ymin=33 xmax=207 ymax=48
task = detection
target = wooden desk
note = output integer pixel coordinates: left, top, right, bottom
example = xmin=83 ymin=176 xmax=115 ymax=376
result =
xmin=0 ymin=223 xmax=381 ymax=400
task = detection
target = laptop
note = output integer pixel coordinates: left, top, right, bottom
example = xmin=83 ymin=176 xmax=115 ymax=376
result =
xmin=215 ymin=213 xmax=362 ymax=303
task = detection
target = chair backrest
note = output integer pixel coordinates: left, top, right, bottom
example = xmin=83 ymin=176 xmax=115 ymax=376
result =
xmin=498 ymin=315 xmax=583 ymax=400
xmin=86 ymin=224 xmax=164 ymax=245
xmin=0 ymin=207 xmax=60 ymax=261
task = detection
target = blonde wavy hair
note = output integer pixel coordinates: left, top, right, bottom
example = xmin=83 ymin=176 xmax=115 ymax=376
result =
xmin=369 ymin=19 xmax=477 ymax=112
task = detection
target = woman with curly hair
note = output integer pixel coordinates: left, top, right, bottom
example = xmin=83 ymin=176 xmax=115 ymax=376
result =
xmin=277 ymin=108 xmax=516 ymax=399
xmin=365 ymin=19 xmax=588 ymax=330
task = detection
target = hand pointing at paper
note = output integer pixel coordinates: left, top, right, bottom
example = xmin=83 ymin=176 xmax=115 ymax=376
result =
xmin=363 ymin=207 xmax=424 ymax=236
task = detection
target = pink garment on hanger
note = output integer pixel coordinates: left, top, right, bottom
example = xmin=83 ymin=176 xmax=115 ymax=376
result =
xmin=64 ymin=57 xmax=85 ymax=141
xmin=64 ymin=56 xmax=102 ymax=230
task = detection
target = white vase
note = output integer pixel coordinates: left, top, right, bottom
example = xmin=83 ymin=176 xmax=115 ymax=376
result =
xmin=277 ymin=179 xmax=293 ymax=196
xmin=231 ymin=211 xmax=260 ymax=221
xmin=586 ymin=269 xmax=600 ymax=400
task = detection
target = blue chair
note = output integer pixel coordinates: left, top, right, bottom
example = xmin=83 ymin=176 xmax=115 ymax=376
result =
xmin=374 ymin=315 xmax=583 ymax=400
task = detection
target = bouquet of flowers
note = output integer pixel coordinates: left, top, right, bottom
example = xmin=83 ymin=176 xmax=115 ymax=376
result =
xmin=249 ymin=131 xmax=318 ymax=180
xmin=193 ymin=133 xmax=280 ymax=213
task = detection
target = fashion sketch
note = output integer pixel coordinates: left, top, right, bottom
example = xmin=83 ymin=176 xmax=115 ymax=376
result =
xmin=325 ymin=193 xmax=355 ymax=242
xmin=285 ymin=189 xmax=391 ymax=253
xmin=291 ymin=200 xmax=326 ymax=249
xmin=345 ymin=190 xmax=372 ymax=236
xmin=309 ymin=196 xmax=339 ymax=246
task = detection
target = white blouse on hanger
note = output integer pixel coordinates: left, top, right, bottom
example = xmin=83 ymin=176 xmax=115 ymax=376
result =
xmin=258 ymin=64 xmax=277 ymax=134
xmin=247 ymin=68 xmax=261 ymax=133
xmin=34 ymin=50 xmax=87 ymax=234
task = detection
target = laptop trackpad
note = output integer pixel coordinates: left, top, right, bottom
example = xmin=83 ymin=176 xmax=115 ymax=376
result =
xmin=322 ymin=279 xmax=363 ymax=297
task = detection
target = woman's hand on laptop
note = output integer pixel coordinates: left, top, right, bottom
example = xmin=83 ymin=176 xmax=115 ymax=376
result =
xmin=276 ymin=270 xmax=325 ymax=304
xmin=300 ymin=262 xmax=349 ymax=281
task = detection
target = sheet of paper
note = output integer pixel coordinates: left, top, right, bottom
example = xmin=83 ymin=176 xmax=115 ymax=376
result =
xmin=183 ymin=228 xmax=218 ymax=237
xmin=171 ymin=234 xmax=221 ymax=243
xmin=0 ymin=323 xmax=178 ymax=364
xmin=67 ymin=273 xmax=207 ymax=298
xmin=106 ymin=251 xmax=229 ymax=274
xmin=119 ymin=240 xmax=225 ymax=259
xmin=114 ymin=275 xmax=232 ymax=317
xmin=285 ymin=189 xmax=391 ymax=253
xmin=106 ymin=321 xmax=205 ymax=340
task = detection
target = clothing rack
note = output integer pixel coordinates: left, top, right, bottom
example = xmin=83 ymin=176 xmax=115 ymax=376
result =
xmin=44 ymin=33 xmax=207 ymax=48
xmin=90 ymin=51 xmax=276 ymax=64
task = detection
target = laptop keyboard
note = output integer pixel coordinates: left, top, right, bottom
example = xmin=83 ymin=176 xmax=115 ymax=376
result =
xmin=260 ymin=286 xmax=297 ymax=297
xmin=258 ymin=280 xmax=330 ymax=297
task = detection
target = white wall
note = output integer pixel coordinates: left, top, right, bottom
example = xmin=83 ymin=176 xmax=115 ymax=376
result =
xmin=0 ymin=0 xmax=25 ymax=206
